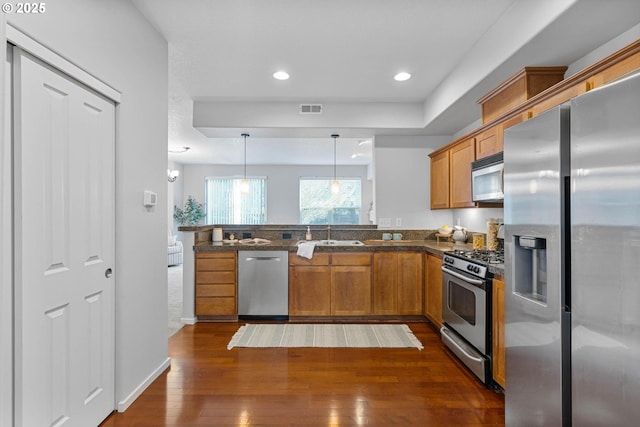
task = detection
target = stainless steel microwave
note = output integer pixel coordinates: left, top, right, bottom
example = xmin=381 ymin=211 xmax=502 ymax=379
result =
xmin=471 ymin=152 xmax=503 ymax=202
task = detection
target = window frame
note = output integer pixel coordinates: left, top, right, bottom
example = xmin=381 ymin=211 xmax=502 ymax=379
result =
xmin=298 ymin=176 xmax=362 ymax=225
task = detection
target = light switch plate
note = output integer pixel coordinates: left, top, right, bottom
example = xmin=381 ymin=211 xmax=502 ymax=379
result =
xmin=395 ymin=218 xmax=402 ymax=227
xmin=143 ymin=190 xmax=157 ymax=207
xmin=379 ymin=218 xmax=391 ymax=227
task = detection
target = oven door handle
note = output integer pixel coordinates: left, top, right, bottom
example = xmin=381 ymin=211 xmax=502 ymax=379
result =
xmin=441 ymin=266 xmax=485 ymax=286
xmin=441 ymin=326 xmax=484 ymax=363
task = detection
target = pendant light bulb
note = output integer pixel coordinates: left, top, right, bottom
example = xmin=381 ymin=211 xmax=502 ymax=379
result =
xmin=331 ymin=179 xmax=340 ymax=194
xmin=240 ymin=178 xmax=250 ymax=194
xmin=331 ymin=134 xmax=339 ymax=194
xmin=241 ymin=133 xmax=250 ymax=194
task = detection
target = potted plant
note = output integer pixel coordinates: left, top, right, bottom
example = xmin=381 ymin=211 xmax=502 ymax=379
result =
xmin=174 ymin=195 xmax=206 ymax=225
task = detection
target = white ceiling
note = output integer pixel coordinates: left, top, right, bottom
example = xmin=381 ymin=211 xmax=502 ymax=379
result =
xmin=132 ymin=0 xmax=640 ymax=166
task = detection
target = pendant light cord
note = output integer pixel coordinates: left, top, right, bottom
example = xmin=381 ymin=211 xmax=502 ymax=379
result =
xmin=331 ymin=134 xmax=339 ymax=181
xmin=241 ymin=133 xmax=249 ymax=180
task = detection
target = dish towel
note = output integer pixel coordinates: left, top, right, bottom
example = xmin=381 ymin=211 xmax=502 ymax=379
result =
xmin=296 ymin=242 xmax=316 ymax=259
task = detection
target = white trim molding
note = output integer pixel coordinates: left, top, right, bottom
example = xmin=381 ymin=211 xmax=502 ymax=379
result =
xmin=6 ymin=24 xmax=121 ymax=103
xmin=1 ymin=17 xmax=14 ymax=427
xmin=116 ymin=357 xmax=171 ymax=412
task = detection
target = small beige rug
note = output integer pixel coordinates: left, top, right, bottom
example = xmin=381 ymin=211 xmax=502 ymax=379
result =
xmin=227 ymin=324 xmax=423 ymax=350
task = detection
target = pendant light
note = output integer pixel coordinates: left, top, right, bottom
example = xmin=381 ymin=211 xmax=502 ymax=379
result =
xmin=331 ymin=134 xmax=340 ymax=194
xmin=240 ymin=133 xmax=250 ymax=194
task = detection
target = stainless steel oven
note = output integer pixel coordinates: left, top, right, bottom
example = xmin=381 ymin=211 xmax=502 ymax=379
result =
xmin=440 ymin=250 xmax=499 ymax=385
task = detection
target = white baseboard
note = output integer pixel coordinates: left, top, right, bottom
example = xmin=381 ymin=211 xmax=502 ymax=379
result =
xmin=181 ymin=317 xmax=197 ymax=325
xmin=116 ymin=357 xmax=171 ymax=412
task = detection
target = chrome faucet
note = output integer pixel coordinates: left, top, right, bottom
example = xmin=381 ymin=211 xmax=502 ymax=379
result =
xmin=327 ymin=225 xmax=331 ymax=240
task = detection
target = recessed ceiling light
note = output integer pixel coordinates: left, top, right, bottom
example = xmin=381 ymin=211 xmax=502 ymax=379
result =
xmin=394 ymin=72 xmax=411 ymax=82
xmin=273 ymin=71 xmax=290 ymax=80
xmin=168 ymin=146 xmax=191 ymax=153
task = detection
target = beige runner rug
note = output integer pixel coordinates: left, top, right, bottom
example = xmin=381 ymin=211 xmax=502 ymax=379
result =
xmin=227 ymin=323 xmax=423 ymax=350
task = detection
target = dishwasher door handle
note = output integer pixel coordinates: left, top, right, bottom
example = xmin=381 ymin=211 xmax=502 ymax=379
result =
xmin=245 ymin=256 xmax=282 ymax=262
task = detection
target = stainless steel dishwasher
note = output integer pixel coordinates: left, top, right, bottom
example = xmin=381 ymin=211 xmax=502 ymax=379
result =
xmin=238 ymin=251 xmax=289 ymax=319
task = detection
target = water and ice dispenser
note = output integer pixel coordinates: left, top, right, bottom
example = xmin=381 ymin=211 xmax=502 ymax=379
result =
xmin=513 ymin=236 xmax=548 ymax=304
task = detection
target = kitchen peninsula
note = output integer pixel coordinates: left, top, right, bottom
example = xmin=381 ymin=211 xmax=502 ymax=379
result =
xmin=178 ymin=225 xmax=504 ymax=321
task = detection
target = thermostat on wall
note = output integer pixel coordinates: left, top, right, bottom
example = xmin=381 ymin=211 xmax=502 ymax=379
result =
xmin=143 ymin=190 xmax=157 ymax=207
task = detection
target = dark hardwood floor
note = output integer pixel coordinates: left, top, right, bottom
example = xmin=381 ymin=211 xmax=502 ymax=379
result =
xmin=101 ymin=322 xmax=504 ymax=426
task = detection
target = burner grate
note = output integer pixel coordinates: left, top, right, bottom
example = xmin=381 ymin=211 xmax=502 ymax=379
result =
xmin=450 ymin=249 xmax=504 ymax=264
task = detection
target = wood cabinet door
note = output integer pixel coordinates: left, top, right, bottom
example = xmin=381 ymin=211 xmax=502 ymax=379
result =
xmin=425 ymin=254 xmax=443 ymax=328
xmin=430 ymin=150 xmax=450 ymax=209
xmin=396 ymin=253 xmax=423 ymax=315
xmin=288 ymin=266 xmax=331 ymax=316
xmin=475 ymin=126 xmax=502 ymax=159
xmin=372 ymin=253 xmax=397 ymax=314
xmin=450 ymin=138 xmax=476 ymax=208
xmin=331 ymin=266 xmax=372 ymax=315
xmin=492 ymin=276 xmax=506 ymax=388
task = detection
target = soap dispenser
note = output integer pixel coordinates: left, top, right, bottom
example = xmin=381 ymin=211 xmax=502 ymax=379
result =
xmin=305 ymin=226 xmax=312 ymax=241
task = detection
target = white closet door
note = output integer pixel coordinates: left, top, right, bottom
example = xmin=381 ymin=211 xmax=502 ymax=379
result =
xmin=13 ymin=48 xmax=115 ymax=427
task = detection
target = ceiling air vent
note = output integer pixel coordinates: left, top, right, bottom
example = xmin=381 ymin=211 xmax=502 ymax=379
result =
xmin=299 ymin=104 xmax=323 ymax=114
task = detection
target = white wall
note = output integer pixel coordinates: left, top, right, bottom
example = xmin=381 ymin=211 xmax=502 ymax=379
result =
xmin=3 ymin=0 xmax=169 ymax=412
xmin=168 ymin=161 xmax=184 ymax=237
xmin=180 ymin=163 xmax=373 ymax=225
xmin=375 ymin=147 xmax=451 ymax=230
xmin=451 ymin=208 xmax=504 ymax=235
xmin=566 ymin=22 xmax=640 ymax=78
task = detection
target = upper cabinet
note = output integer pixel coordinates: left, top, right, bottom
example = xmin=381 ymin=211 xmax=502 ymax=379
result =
xmin=449 ymin=138 xmax=476 ymax=208
xmin=429 ymin=39 xmax=640 ymax=210
xmin=477 ymin=67 xmax=567 ymax=124
xmin=475 ymin=125 xmax=501 ymax=160
xmin=430 ymin=137 xmax=475 ymax=210
xmin=430 ymin=150 xmax=450 ymax=209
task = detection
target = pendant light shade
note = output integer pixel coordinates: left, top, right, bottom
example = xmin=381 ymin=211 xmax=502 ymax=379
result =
xmin=240 ymin=133 xmax=250 ymax=194
xmin=331 ymin=134 xmax=340 ymax=194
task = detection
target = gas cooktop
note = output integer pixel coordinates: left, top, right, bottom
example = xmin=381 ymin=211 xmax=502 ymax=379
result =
xmin=448 ymin=249 xmax=504 ymax=264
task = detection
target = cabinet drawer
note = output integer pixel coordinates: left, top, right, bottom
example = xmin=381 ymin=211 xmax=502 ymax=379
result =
xmin=331 ymin=253 xmax=371 ymax=266
xmin=196 ymin=284 xmax=236 ymax=297
xmin=196 ymin=297 xmax=236 ymax=316
xmin=196 ymin=271 xmax=236 ymax=284
xmin=289 ymin=253 xmax=330 ymax=266
xmin=197 ymin=257 xmax=236 ymax=271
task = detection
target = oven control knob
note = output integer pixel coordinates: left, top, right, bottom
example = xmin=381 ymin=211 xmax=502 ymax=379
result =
xmin=467 ymin=265 xmax=473 ymax=272
xmin=474 ymin=266 xmax=480 ymax=273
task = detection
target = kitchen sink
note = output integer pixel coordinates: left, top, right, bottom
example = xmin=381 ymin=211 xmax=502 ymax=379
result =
xmin=296 ymin=239 xmax=364 ymax=246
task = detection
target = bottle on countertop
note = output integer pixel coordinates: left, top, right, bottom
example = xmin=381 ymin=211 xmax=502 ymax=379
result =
xmin=305 ymin=226 xmax=312 ymax=241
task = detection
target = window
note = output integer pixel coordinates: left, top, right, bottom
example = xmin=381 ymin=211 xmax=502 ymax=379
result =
xmin=205 ymin=177 xmax=266 ymax=224
xmin=299 ymin=178 xmax=361 ymax=224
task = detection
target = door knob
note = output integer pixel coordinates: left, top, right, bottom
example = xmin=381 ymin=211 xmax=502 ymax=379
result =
xmin=105 ymin=268 xmax=113 ymax=278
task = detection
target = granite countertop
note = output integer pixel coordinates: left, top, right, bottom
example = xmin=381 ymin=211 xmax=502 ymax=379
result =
xmin=194 ymin=239 xmax=505 ymax=277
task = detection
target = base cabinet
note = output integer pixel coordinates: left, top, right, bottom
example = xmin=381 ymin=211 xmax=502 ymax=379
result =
xmin=289 ymin=265 xmax=331 ymax=316
xmin=492 ymin=276 xmax=506 ymax=388
xmin=289 ymin=253 xmax=371 ymax=316
xmin=195 ymin=252 xmax=237 ymax=318
xmin=332 ymin=265 xmax=371 ymax=316
xmin=373 ymin=252 xmax=423 ymax=315
xmin=424 ymin=253 xmax=443 ymax=328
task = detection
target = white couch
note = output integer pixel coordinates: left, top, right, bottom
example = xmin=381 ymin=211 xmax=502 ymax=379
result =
xmin=168 ymin=231 xmax=183 ymax=266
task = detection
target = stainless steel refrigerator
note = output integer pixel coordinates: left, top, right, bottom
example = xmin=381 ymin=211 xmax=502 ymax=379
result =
xmin=503 ymin=71 xmax=640 ymax=426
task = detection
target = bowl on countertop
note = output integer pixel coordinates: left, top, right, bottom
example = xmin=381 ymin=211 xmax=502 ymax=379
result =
xmin=438 ymin=227 xmax=453 ymax=236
